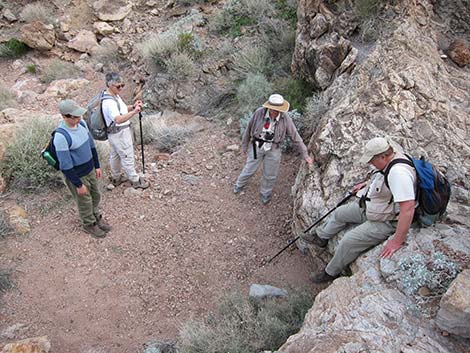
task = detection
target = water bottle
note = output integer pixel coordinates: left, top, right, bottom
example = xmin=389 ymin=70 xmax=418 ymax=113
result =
xmin=42 ymin=150 xmax=57 ymax=167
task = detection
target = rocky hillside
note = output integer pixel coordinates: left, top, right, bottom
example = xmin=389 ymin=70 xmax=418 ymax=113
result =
xmin=282 ymin=0 xmax=470 ymax=352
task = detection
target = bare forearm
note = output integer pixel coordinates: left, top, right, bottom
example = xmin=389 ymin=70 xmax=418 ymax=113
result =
xmin=392 ymin=201 xmax=415 ymax=244
xmin=114 ymin=110 xmax=137 ymax=124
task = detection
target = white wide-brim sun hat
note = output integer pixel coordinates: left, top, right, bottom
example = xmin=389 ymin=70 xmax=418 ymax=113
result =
xmin=262 ymin=94 xmax=290 ymax=113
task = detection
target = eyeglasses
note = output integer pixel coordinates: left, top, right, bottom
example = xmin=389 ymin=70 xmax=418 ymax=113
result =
xmin=115 ymin=84 xmax=125 ymax=89
xmin=65 ymin=114 xmax=81 ymax=119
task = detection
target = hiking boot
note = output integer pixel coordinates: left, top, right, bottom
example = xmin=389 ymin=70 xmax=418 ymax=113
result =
xmin=261 ymin=194 xmax=271 ymax=204
xmin=132 ymin=177 xmax=150 ymax=189
xmin=96 ymin=216 xmax=112 ymax=232
xmin=310 ymin=270 xmax=339 ymax=284
xmin=312 ymin=234 xmax=329 ymax=248
xmin=111 ymin=175 xmax=128 ymax=187
xmin=296 ymin=237 xmax=311 ymax=255
xmin=83 ymin=223 xmax=106 ymax=238
xmin=233 ymin=185 xmax=242 ymax=194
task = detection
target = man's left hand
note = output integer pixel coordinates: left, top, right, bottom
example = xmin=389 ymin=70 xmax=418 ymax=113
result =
xmin=96 ymin=168 xmax=102 ymax=179
xmin=380 ymin=237 xmax=403 ymax=258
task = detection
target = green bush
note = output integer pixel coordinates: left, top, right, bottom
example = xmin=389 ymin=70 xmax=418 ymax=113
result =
xmin=26 ymin=63 xmax=37 ymax=74
xmin=232 ymin=45 xmax=272 ymax=79
xmin=0 ymin=84 xmax=16 ymax=110
xmin=178 ymin=289 xmax=314 ymax=353
xmin=19 ymin=2 xmax=54 ymax=24
xmin=275 ymin=0 xmax=298 ymax=26
xmin=276 ymin=78 xmax=314 ymax=113
xmin=166 ymin=52 xmax=197 ymax=81
xmin=1 ymin=117 xmax=63 ymax=191
xmin=40 ymin=59 xmax=82 ymax=84
xmin=0 ymin=38 xmax=30 ymax=59
xmin=139 ymin=33 xmax=177 ymax=69
xmin=236 ymin=73 xmax=273 ymax=113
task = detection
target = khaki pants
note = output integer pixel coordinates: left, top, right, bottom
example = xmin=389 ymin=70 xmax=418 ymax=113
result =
xmin=65 ymin=170 xmax=101 ymax=227
xmin=235 ymin=144 xmax=282 ymax=197
xmin=316 ymin=202 xmax=395 ymax=276
xmin=108 ymin=128 xmax=139 ymax=183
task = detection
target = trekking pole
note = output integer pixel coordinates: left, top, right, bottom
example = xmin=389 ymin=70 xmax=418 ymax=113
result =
xmin=138 ymin=112 xmax=145 ymax=174
xmin=267 ymin=192 xmax=354 ymax=264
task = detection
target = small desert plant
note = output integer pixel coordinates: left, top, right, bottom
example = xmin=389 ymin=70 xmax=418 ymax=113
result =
xmin=398 ymin=252 xmax=460 ymax=297
xmin=276 ymin=78 xmax=314 ymax=113
xmin=19 ymin=2 xmax=54 ymax=24
xmin=177 ymin=33 xmax=203 ymax=58
xmin=0 ymin=38 xmax=30 ymax=59
xmin=0 ymin=210 xmax=14 ymax=238
xmin=302 ymin=92 xmax=329 ymax=136
xmin=236 ymin=73 xmax=273 ymax=113
xmin=26 ymin=63 xmax=37 ymax=74
xmin=40 ymin=59 xmax=82 ymax=84
xmin=0 ymin=84 xmax=16 ymax=110
xmin=0 ymin=117 xmax=63 ymax=191
xmin=231 ymin=45 xmax=272 ymax=79
xmin=166 ymin=52 xmax=197 ymax=81
xmin=178 ymin=289 xmax=313 ymax=353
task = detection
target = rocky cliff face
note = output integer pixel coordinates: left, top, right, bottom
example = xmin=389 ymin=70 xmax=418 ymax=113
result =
xmin=283 ymin=0 xmax=470 ymax=351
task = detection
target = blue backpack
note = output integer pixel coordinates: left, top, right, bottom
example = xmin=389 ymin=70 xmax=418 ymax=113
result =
xmin=41 ymin=120 xmax=86 ymax=170
xmin=384 ymin=154 xmax=451 ymax=226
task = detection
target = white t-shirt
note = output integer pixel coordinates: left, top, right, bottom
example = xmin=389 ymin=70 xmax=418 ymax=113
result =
xmin=102 ymin=94 xmax=129 ymax=127
xmin=388 ymin=164 xmax=416 ymax=202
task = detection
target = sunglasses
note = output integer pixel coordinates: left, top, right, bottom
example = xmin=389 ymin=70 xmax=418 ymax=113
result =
xmin=115 ymin=84 xmax=125 ymax=89
xmin=65 ymin=114 xmax=81 ymax=119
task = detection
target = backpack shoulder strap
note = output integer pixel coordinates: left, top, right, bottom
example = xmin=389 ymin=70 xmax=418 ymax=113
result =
xmin=54 ymin=128 xmax=72 ymax=148
xmin=383 ymin=156 xmax=414 ymax=189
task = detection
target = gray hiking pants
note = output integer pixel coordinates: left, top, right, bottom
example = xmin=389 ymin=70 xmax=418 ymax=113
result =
xmin=316 ymin=202 xmax=395 ymax=276
xmin=235 ymin=144 xmax=282 ymax=197
xmin=108 ymin=127 xmax=139 ymax=183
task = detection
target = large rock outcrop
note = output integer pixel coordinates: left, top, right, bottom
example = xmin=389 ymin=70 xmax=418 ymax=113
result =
xmin=284 ymin=0 xmax=470 ymax=352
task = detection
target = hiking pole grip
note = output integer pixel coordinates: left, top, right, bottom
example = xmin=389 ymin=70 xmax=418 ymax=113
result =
xmin=139 ymin=112 xmax=145 ymax=174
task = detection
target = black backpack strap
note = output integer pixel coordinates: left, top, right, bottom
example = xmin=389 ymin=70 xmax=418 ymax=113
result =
xmin=383 ymin=157 xmax=414 ymax=189
xmin=54 ymin=128 xmax=72 ymax=148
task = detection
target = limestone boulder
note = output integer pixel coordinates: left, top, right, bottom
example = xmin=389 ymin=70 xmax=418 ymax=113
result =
xmin=41 ymin=78 xmax=89 ymax=98
xmin=93 ymin=0 xmax=132 ymax=21
xmin=0 ymin=336 xmax=50 ymax=353
xmin=20 ymin=21 xmax=55 ymax=51
xmin=67 ymin=30 xmax=100 ymax=54
xmin=436 ymin=270 xmax=470 ymax=338
xmin=93 ymin=21 xmax=116 ymax=35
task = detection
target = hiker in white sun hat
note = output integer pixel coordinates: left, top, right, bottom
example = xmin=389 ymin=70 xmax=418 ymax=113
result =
xmin=309 ymin=137 xmax=417 ymax=284
xmin=233 ymin=93 xmax=314 ymax=204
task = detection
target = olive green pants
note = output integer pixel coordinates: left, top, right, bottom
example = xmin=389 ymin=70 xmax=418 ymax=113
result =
xmin=65 ymin=170 xmax=101 ymax=227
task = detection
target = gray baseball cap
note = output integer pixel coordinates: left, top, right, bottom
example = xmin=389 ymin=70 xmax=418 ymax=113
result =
xmin=59 ymin=99 xmax=86 ymax=116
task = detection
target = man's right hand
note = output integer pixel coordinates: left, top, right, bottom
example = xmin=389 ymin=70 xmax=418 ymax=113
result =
xmin=77 ymin=185 xmax=88 ymax=196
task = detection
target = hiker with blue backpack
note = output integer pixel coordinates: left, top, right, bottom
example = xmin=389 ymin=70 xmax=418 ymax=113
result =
xmin=308 ymin=137 xmax=450 ymax=283
xmin=54 ymin=99 xmax=111 ymax=238
xmin=102 ymin=72 xmax=149 ymax=189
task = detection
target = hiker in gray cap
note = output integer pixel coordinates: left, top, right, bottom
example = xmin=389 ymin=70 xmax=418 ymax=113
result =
xmin=309 ymin=137 xmax=417 ymax=283
xmin=102 ymin=72 xmax=149 ymax=189
xmin=233 ymin=94 xmax=313 ymax=204
xmin=55 ymin=99 xmax=111 ymax=238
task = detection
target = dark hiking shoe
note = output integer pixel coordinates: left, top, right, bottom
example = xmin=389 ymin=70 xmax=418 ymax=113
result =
xmin=83 ymin=224 xmax=106 ymax=238
xmin=310 ymin=270 xmax=339 ymax=284
xmin=233 ymin=185 xmax=242 ymax=194
xmin=111 ymin=175 xmax=128 ymax=187
xmin=132 ymin=177 xmax=150 ymax=189
xmin=96 ymin=216 xmax=112 ymax=232
xmin=261 ymin=194 xmax=271 ymax=204
xmin=312 ymin=234 xmax=329 ymax=248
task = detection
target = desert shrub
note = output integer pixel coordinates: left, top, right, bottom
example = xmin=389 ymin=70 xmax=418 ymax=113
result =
xmin=231 ymin=45 xmax=272 ymax=79
xmin=355 ymin=0 xmax=381 ymax=20
xmin=40 ymin=59 xmax=82 ymax=84
xmin=0 ymin=84 xmax=16 ymax=110
xmin=178 ymin=289 xmax=313 ymax=353
xmin=0 ymin=117 xmax=63 ymax=191
xmin=139 ymin=33 xmax=178 ymax=69
xmin=19 ymin=2 xmax=54 ymax=24
xmin=302 ymin=92 xmax=329 ymax=136
xmin=236 ymin=73 xmax=273 ymax=113
xmin=177 ymin=33 xmax=203 ymax=58
xmin=26 ymin=63 xmax=37 ymax=74
xmin=239 ymin=111 xmax=252 ymax=137
xmin=399 ymin=252 xmax=460 ymax=297
xmin=166 ymin=52 xmax=197 ymax=81
xmin=0 ymin=38 xmax=30 ymax=59
xmin=275 ymin=0 xmax=298 ymax=25
xmin=276 ymin=78 xmax=314 ymax=113
xmin=142 ymin=118 xmax=194 ymax=153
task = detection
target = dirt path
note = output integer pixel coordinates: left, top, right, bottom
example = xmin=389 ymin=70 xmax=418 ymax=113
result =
xmin=0 ymin=115 xmax=322 ymax=353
